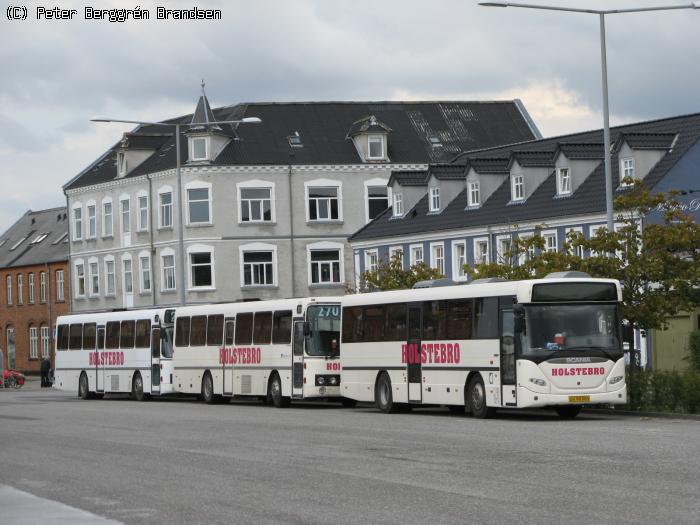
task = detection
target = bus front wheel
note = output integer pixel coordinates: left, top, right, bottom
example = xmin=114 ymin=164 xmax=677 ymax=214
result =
xmin=375 ymin=373 xmax=398 ymax=414
xmin=268 ymin=373 xmax=290 ymax=408
xmin=132 ymin=373 xmax=149 ymax=402
xmin=201 ymin=373 xmax=215 ymax=404
xmin=468 ymin=376 xmax=495 ymax=419
xmin=555 ymin=405 xmax=581 ymax=419
xmin=78 ymin=372 xmax=92 ymax=400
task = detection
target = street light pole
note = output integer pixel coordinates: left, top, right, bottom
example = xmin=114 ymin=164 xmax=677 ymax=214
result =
xmin=479 ymin=1 xmax=699 ymax=232
xmin=91 ymin=116 xmax=261 ymax=306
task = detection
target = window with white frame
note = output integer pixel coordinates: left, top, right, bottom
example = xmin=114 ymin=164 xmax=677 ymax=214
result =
xmin=162 ymin=253 xmax=176 ymax=291
xmin=87 ymin=204 xmax=97 ymax=238
xmin=117 ymin=151 xmax=126 ymax=176
xmin=474 ymin=238 xmax=489 ymax=264
xmin=543 ymin=232 xmax=558 ymax=252
xmin=56 ymin=270 xmax=64 ymax=301
xmin=240 ymin=188 xmax=272 ymax=222
xmin=138 ymin=194 xmax=149 ymax=231
xmin=366 ymin=185 xmax=389 ymax=221
xmin=468 ymin=181 xmax=480 ymax=207
xmin=620 ymin=158 xmax=635 ymax=186
xmin=452 ymin=242 xmax=467 ymax=280
xmin=123 ymin=258 xmax=133 ymax=294
xmin=242 ymin=251 xmax=275 ymax=286
xmin=190 ymin=251 xmax=214 ymax=288
xmin=159 ymin=189 xmax=173 ymax=228
xmin=431 ymin=244 xmax=445 ymax=275
xmin=75 ymin=263 xmax=85 ymax=297
xmin=40 ymin=325 xmax=50 ymax=358
xmin=367 ymin=135 xmax=385 ymax=159
xmin=307 ymin=185 xmax=341 ymax=221
xmin=39 ymin=272 xmax=46 ymax=303
xmin=139 ymin=255 xmax=151 ymax=293
xmin=498 ymin=237 xmax=512 ymax=264
xmin=389 ymin=246 xmax=404 ymax=265
xmin=429 ymin=187 xmax=440 ymax=212
xmin=29 ymin=326 xmax=38 ymax=359
xmin=557 ymin=168 xmax=571 ymax=195
xmin=89 ymin=260 xmax=99 ymax=296
xmin=511 ymin=175 xmax=524 ymax=201
xmin=187 ymin=185 xmax=211 ymax=224
xmin=309 ymin=250 xmax=342 ymax=284
xmin=566 ymin=227 xmax=585 ymax=258
xmin=364 ymin=250 xmax=378 ymax=274
xmin=73 ymin=205 xmax=83 ymax=240
xmin=28 ymin=273 xmax=35 ymax=304
xmin=102 ymin=199 xmax=113 ymax=237
xmin=120 ymin=198 xmax=130 ymax=234
xmin=410 ymin=245 xmax=424 ymax=266
xmin=17 ymin=274 xmax=23 ymax=304
xmin=191 ymin=137 xmax=208 ymax=161
xmin=393 ymin=192 xmax=403 ymax=217
xmin=105 ymin=258 xmax=116 ymax=296
xmin=6 ymin=275 xmax=11 ymax=305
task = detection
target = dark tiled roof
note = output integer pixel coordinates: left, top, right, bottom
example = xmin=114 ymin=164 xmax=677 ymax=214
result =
xmin=429 ymin=164 xmax=466 ymax=180
xmin=346 ymin=115 xmax=392 ymax=137
xmin=619 ymin=132 xmax=677 ymax=150
xmin=509 ymin=151 xmax=554 ymax=168
xmin=121 ymin=133 xmax=171 ymax=150
xmin=66 ymin=100 xmax=538 ymax=190
xmin=388 ymin=170 xmax=429 ymax=186
xmin=556 ymin=142 xmax=604 ymax=160
xmin=351 ymin=112 xmax=700 ymax=242
xmin=0 ymin=207 xmax=69 ymax=268
xmin=467 ymin=158 xmax=510 ymax=174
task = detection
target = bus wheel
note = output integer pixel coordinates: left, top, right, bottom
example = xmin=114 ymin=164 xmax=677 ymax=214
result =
xmin=201 ymin=373 xmax=215 ymax=404
xmin=555 ymin=405 xmax=581 ymax=419
xmin=78 ymin=372 xmax=91 ymax=400
xmin=268 ymin=373 xmax=290 ymax=408
xmin=375 ymin=373 xmax=398 ymax=414
xmin=132 ymin=373 xmax=149 ymax=402
xmin=468 ymin=376 xmax=495 ymax=419
xmin=341 ymin=398 xmax=357 ymax=408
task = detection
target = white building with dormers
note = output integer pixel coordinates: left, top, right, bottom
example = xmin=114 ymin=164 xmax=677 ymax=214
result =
xmin=63 ymin=88 xmax=539 ymax=311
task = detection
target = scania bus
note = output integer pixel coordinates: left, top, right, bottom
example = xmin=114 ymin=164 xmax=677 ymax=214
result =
xmin=340 ymin=273 xmax=626 ymax=418
xmin=54 ymin=308 xmax=175 ymax=400
xmin=172 ymin=297 xmax=346 ymax=406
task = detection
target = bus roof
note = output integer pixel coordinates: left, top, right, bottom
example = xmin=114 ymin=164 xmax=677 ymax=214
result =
xmin=56 ymin=307 xmax=173 ymax=325
xmin=174 ymin=296 xmax=343 ymax=318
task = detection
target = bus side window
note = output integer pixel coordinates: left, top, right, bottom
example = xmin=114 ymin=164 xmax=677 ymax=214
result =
xmin=57 ymin=325 xmax=69 ymax=351
xmin=447 ymin=299 xmax=473 ymax=340
xmin=272 ymin=311 xmax=292 ymax=344
xmin=207 ymin=315 xmax=224 ymax=346
xmin=83 ymin=323 xmax=97 ymax=350
xmin=135 ymin=320 xmax=150 ymax=348
xmin=69 ymin=324 xmax=83 ymax=350
xmin=224 ymin=320 xmax=235 ymax=346
xmin=474 ymin=297 xmax=499 ymax=339
xmin=106 ymin=322 xmax=120 ymax=349
xmin=423 ymin=301 xmax=448 ymax=340
xmin=97 ymin=327 xmax=105 ymax=350
xmin=175 ymin=317 xmax=191 ymax=347
xmin=253 ymin=312 xmax=272 ymax=345
xmin=385 ymin=303 xmax=407 ymax=342
xmin=190 ymin=316 xmax=207 ymax=346
xmin=342 ymin=307 xmax=363 ymax=343
xmin=120 ymin=321 xmax=135 ymax=349
xmin=363 ymin=305 xmax=385 ymax=342
xmin=235 ymin=313 xmax=253 ymax=345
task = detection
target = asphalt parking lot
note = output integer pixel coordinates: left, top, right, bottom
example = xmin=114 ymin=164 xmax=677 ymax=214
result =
xmin=1 ymin=381 xmax=698 ymax=524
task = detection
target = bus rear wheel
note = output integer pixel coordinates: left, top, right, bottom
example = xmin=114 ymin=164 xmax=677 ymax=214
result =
xmin=268 ymin=373 xmax=290 ymax=408
xmin=132 ymin=373 xmax=149 ymax=402
xmin=555 ymin=405 xmax=581 ymax=419
xmin=468 ymin=376 xmax=495 ymax=419
xmin=375 ymin=373 xmax=398 ymax=414
xmin=201 ymin=373 xmax=215 ymax=404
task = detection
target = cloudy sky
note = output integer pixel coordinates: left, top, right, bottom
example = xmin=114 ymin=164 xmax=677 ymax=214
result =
xmin=0 ymin=0 xmax=698 ymax=232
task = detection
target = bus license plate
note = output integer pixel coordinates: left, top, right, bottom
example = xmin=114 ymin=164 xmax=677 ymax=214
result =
xmin=568 ymin=395 xmax=590 ymax=403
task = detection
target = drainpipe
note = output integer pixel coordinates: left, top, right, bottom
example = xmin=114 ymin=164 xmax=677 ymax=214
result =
xmin=288 ymin=152 xmax=296 ymax=298
xmin=147 ymin=174 xmax=157 ymax=307
xmin=45 ymin=262 xmax=53 ymax=364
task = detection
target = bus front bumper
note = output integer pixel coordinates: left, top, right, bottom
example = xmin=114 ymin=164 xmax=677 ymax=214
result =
xmin=516 ymin=384 xmax=627 ymax=408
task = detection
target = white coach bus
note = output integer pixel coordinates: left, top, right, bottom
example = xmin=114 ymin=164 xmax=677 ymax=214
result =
xmin=54 ymin=308 xmax=175 ymax=400
xmin=340 ymin=273 xmax=626 ymax=418
xmin=172 ymin=297 xmax=346 ymax=406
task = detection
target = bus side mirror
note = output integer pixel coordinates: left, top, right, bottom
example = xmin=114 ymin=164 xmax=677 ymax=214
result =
xmin=513 ymin=306 xmax=525 ymax=335
xmin=303 ymin=322 xmax=311 ymax=337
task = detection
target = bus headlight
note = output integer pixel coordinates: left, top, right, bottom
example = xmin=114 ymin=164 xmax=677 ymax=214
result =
xmin=529 ymin=378 xmax=546 ymax=387
xmin=609 ymin=375 xmax=624 ymax=385
xmin=315 ymin=375 xmax=340 ymax=387
xmin=329 ymin=376 xmax=338 ymax=386
xmin=317 ymin=376 xmax=325 ymax=385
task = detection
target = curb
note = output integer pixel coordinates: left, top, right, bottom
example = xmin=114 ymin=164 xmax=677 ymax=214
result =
xmin=583 ymin=408 xmax=700 ymax=421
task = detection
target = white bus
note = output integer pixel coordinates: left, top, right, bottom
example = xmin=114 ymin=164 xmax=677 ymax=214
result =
xmin=54 ymin=308 xmax=175 ymax=400
xmin=340 ymin=273 xmax=626 ymax=418
xmin=172 ymin=297 xmax=346 ymax=406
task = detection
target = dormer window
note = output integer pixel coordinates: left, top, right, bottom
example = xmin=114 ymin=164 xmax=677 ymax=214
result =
xmin=117 ymin=151 xmax=126 ymax=177
xmin=620 ymin=158 xmax=635 ymax=186
xmin=511 ymin=175 xmax=524 ymax=202
xmin=429 ymin=136 xmax=442 ymax=148
xmin=468 ymin=181 xmax=480 ymax=207
xmin=393 ymin=193 xmax=404 ymax=217
xmin=429 ymin=187 xmax=440 ymax=212
xmin=557 ymin=167 xmax=571 ymax=195
xmin=367 ymin=135 xmax=385 ymax=160
xmin=191 ymin=137 xmax=209 ymax=161
xmin=288 ymin=133 xmax=303 ymax=148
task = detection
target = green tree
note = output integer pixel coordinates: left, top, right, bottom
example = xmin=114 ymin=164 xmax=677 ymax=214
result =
xmin=360 ymin=252 xmax=444 ymax=291
xmin=467 ymin=180 xmax=700 ymax=333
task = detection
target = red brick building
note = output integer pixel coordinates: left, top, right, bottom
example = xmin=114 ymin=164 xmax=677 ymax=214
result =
xmin=0 ymin=208 xmax=70 ymax=374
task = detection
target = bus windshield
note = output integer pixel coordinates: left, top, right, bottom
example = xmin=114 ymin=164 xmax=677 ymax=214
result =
xmin=306 ymin=305 xmax=341 ymax=356
xmin=161 ymin=326 xmax=174 ymax=358
xmin=521 ymin=303 xmax=621 ymax=357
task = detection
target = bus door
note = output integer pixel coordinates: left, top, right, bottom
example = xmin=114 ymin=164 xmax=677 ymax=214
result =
xmin=223 ymin=318 xmax=235 ymax=396
xmin=96 ymin=326 xmax=106 ymax=392
xmin=500 ymin=303 xmax=517 ymax=407
xmin=151 ymin=327 xmax=161 ymax=395
xmin=407 ymin=303 xmax=422 ymax=403
xmin=292 ymin=319 xmax=305 ymax=398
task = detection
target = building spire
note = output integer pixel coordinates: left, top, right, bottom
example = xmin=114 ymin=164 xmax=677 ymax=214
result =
xmin=190 ymin=80 xmax=221 ymax=131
